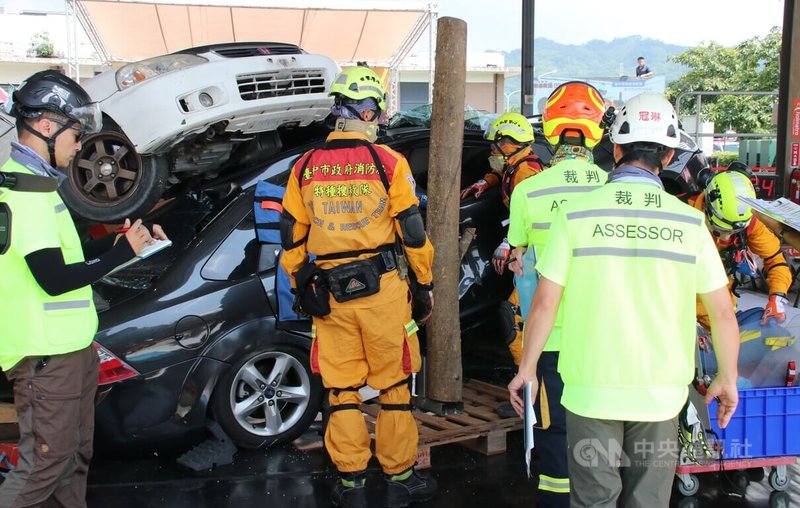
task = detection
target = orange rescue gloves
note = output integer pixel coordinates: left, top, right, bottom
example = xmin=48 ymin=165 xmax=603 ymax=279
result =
xmin=689 ymin=194 xmax=791 ymax=328
xmin=313 ymin=293 xmax=421 ymax=474
xmin=762 ymin=293 xmax=789 ymax=325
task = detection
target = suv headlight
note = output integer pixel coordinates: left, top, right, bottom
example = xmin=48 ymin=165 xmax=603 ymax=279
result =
xmin=115 ymin=54 xmax=208 ymax=90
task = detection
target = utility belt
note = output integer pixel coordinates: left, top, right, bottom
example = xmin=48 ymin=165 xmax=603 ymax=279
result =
xmin=295 ymin=245 xmax=397 ymax=317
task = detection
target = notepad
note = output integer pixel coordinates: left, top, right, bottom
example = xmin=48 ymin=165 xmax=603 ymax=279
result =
xmin=106 ymin=239 xmax=173 ymax=276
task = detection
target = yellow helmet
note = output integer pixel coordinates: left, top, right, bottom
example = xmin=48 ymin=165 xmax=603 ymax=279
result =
xmin=485 ymin=112 xmax=534 ymax=143
xmin=328 ymin=66 xmax=386 ymax=112
xmin=704 ymin=170 xmax=756 ymax=232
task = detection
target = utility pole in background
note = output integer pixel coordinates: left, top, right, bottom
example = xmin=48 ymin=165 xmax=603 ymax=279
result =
xmin=521 ymin=0 xmax=535 ymax=116
xmin=776 ymin=0 xmax=799 ymax=197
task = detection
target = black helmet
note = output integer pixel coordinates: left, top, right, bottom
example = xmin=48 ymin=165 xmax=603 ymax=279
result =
xmin=11 ymin=70 xmax=101 ymax=133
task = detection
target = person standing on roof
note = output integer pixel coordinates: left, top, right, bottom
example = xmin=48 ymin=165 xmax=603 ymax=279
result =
xmin=506 ymin=81 xmax=607 ymax=507
xmin=460 ymin=112 xmax=544 ymax=375
xmin=688 ymin=167 xmax=792 ymax=329
xmin=279 ymin=66 xmax=436 ymax=508
xmin=508 ymin=92 xmax=739 ymax=508
xmin=0 ymin=70 xmax=165 ymax=508
xmin=635 ymin=56 xmax=653 ymax=78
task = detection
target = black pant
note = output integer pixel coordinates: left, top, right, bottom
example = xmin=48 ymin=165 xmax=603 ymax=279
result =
xmin=533 ymin=352 xmax=569 ymax=508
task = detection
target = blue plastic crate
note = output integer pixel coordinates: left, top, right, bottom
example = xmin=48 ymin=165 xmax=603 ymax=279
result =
xmin=708 ymin=387 xmax=800 ymax=459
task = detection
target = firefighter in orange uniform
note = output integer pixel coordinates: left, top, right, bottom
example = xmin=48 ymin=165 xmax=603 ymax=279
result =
xmin=689 ymin=169 xmax=792 ymax=329
xmin=280 ymin=66 xmax=436 ymax=508
xmin=461 ymin=113 xmax=544 ymax=378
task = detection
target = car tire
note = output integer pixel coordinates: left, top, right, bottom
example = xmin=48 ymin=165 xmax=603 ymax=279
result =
xmin=60 ymin=129 xmax=168 ymax=222
xmin=211 ymin=345 xmax=323 ymax=449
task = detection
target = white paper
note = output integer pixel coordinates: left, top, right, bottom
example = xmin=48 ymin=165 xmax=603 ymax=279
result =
xmin=106 ymin=239 xmax=173 ymax=276
xmin=524 ymin=381 xmax=537 ymax=478
xmin=737 ymin=195 xmax=800 ymax=231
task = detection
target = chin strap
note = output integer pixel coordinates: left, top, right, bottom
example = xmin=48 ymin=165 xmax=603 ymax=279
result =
xmin=18 ymin=119 xmax=71 ymax=169
xmin=334 ymin=117 xmax=378 ymax=142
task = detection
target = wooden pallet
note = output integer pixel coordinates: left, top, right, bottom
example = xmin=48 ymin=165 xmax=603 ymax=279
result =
xmin=361 ymin=379 xmax=522 ymax=469
xmin=0 ymin=403 xmax=15 ymax=424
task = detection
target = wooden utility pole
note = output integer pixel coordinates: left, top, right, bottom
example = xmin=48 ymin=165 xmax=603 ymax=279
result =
xmin=425 ymin=16 xmax=467 ymax=407
xmin=776 ymin=0 xmax=800 ymax=196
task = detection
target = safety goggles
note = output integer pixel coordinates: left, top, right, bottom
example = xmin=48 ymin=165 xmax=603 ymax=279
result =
xmin=49 ymin=118 xmax=87 ymax=141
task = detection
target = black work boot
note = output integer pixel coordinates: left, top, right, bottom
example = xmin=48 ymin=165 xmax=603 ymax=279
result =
xmin=331 ymin=471 xmax=367 ymax=508
xmin=383 ymin=468 xmax=437 ymax=507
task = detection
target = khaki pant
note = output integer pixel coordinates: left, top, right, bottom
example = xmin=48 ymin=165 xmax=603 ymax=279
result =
xmin=0 ymin=346 xmax=98 ymax=508
xmin=311 ymin=292 xmax=421 ymax=475
xmin=566 ymin=410 xmax=678 ymax=508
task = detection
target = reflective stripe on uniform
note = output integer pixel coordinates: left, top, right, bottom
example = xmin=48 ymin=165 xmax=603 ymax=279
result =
xmin=572 ymin=246 xmax=696 ymax=264
xmin=567 ymin=208 xmax=702 ymax=225
xmin=531 ymin=222 xmax=551 ymax=230
xmin=54 ymin=203 xmax=67 ymax=214
xmin=405 ymin=320 xmax=419 ymax=336
xmin=538 ymin=474 xmax=570 ymax=493
xmin=43 ymin=300 xmax=91 ymax=311
xmin=526 ymin=185 xmax=599 ymax=198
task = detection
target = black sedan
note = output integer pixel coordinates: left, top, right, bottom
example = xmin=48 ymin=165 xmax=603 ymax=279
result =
xmin=85 ymin=123 xmax=554 ymax=455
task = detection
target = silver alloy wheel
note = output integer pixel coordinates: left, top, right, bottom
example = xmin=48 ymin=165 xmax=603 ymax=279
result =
xmin=228 ymin=350 xmax=311 ymax=437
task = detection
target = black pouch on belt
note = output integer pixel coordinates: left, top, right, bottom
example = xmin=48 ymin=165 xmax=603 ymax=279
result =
xmin=294 ymin=262 xmax=331 ymax=317
xmin=327 ymin=257 xmax=382 ymax=303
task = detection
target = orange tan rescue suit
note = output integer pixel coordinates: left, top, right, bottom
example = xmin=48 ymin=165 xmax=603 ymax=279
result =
xmin=481 ymin=145 xmax=544 ymax=209
xmin=689 ymin=193 xmax=791 ymax=329
xmin=487 ymin=145 xmax=544 ymax=364
xmin=280 ymin=130 xmax=434 ymax=474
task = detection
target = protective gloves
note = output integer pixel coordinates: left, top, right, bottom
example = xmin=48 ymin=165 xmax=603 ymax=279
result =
xmin=412 ymin=283 xmax=434 ymax=325
xmin=492 ymin=238 xmax=511 ymax=275
xmin=460 ymin=179 xmax=490 ymax=200
xmin=761 ymin=292 xmax=789 ymax=325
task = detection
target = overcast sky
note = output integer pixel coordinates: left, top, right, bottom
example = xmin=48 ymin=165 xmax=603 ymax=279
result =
xmin=4 ymin=0 xmax=787 ymax=51
xmin=435 ymin=0 xmax=786 ymax=50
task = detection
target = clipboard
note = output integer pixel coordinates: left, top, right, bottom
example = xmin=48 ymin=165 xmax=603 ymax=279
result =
xmin=105 ymin=239 xmax=172 ymax=276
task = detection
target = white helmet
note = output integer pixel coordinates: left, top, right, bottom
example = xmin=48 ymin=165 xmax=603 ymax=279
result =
xmin=609 ymin=93 xmax=680 ymax=148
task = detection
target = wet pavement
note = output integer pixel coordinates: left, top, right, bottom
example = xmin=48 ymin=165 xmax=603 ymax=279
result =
xmin=85 ymin=321 xmax=800 ymax=507
xmin=86 ymin=420 xmax=800 ymax=508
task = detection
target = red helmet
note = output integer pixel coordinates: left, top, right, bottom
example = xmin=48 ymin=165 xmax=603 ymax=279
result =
xmin=542 ymin=81 xmax=605 ymax=148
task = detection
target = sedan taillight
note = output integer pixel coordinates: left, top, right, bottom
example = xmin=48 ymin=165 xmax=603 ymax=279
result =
xmin=93 ymin=342 xmax=139 ymax=385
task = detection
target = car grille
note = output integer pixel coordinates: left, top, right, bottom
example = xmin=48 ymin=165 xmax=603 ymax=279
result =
xmin=237 ymin=70 xmax=327 ymax=100
xmin=215 ymin=45 xmax=301 ymax=58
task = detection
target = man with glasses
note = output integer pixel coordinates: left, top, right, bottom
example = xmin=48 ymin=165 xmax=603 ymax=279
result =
xmin=0 ymin=70 xmax=165 ymax=508
xmin=689 ymin=169 xmax=792 ymax=329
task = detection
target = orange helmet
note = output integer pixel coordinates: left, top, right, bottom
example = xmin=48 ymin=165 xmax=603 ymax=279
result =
xmin=542 ymin=81 xmax=605 ymax=148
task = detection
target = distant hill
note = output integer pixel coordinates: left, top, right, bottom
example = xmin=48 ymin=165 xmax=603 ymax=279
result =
xmin=503 ymin=35 xmax=689 ymax=94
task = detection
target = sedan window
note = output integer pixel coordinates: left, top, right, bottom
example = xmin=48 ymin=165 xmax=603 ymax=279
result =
xmin=202 ymin=210 xmax=275 ymax=281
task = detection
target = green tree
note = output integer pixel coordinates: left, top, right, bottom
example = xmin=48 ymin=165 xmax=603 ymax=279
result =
xmin=666 ymin=27 xmax=781 ymax=134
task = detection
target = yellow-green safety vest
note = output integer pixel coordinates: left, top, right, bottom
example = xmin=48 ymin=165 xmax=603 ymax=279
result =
xmin=508 ymin=158 xmax=605 ymax=351
xmin=535 ymin=179 xmax=728 ymax=421
xmin=0 ymin=158 xmax=97 ymax=371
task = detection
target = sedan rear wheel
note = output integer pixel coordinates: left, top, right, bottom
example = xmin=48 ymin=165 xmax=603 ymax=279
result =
xmin=212 ymin=345 xmax=322 ymax=449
